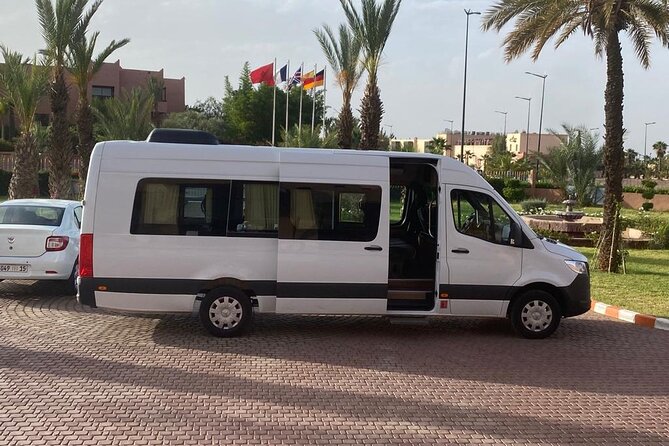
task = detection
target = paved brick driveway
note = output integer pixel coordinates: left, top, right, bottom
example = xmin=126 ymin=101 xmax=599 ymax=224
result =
xmin=0 ymin=280 xmax=668 ymax=445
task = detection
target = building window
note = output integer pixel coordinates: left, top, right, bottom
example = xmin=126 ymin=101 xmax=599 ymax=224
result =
xmin=92 ymin=86 xmax=114 ymax=99
xmin=161 ymin=87 xmax=167 ymax=102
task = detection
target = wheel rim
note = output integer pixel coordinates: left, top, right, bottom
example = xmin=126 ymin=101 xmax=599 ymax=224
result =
xmin=208 ymin=296 xmax=243 ymax=330
xmin=520 ymin=299 xmax=553 ymax=332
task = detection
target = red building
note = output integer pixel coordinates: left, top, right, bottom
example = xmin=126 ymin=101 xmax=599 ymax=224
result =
xmin=1 ymin=59 xmax=185 ymax=138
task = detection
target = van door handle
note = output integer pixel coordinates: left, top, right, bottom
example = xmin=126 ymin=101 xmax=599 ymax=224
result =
xmin=365 ymin=245 xmax=383 ymax=251
xmin=451 ymin=248 xmax=469 ymax=254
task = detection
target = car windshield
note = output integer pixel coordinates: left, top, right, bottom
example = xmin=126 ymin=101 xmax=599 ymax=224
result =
xmin=0 ymin=205 xmax=65 ymax=226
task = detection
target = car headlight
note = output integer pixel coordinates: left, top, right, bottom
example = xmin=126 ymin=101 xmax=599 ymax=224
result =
xmin=565 ymin=260 xmax=588 ymax=275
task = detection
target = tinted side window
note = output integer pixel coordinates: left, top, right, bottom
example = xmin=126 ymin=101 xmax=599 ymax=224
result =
xmin=451 ymin=189 xmax=516 ymax=245
xmin=227 ymin=181 xmax=279 ymax=237
xmin=131 ymin=179 xmax=230 ymax=236
xmin=280 ymin=183 xmax=381 ymax=242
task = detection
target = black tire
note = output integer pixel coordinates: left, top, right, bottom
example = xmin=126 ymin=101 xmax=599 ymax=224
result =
xmin=199 ymin=287 xmax=253 ymax=337
xmin=510 ymin=290 xmax=562 ymax=339
xmin=63 ymin=261 xmax=78 ymax=296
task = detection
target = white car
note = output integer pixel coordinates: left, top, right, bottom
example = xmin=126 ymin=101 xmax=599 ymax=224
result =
xmin=0 ymin=199 xmax=82 ymax=294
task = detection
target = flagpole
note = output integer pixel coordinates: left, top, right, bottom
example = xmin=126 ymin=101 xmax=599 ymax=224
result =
xmin=322 ymin=66 xmax=327 ymax=137
xmin=311 ymin=64 xmax=317 ymax=133
xmin=271 ymin=58 xmax=277 ymax=146
xmin=284 ymin=60 xmax=290 ymax=147
xmin=298 ymin=62 xmax=304 ymax=141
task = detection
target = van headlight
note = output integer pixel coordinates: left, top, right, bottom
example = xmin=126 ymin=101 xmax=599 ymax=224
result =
xmin=565 ymin=260 xmax=588 ymax=275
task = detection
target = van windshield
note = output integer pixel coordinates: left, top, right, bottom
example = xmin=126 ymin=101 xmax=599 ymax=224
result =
xmin=0 ymin=206 xmax=65 ymax=226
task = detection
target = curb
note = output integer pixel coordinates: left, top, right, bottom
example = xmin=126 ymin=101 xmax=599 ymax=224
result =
xmin=591 ymin=301 xmax=669 ymax=331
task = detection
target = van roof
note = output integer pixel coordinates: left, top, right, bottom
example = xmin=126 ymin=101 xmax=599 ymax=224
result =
xmin=94 ymin=140 xmax=484 ymax=184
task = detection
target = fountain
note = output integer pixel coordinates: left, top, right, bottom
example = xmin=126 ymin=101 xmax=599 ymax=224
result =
xmin=554 ymin=196 xmax=584 ymax=221
xmin=520 ymin=195 xmax=650 ymax=247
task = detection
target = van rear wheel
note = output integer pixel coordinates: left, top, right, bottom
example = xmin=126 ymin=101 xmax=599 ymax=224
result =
xmin=510 ymin=290 xmax=561 ymax=339
xmin=199 ymin=287 xmax=252 ymax=337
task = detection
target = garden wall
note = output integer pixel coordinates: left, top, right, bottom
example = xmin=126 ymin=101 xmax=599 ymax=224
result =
xmin=622 ymin=192 xmax=669 ymax=211
xmin=524 ymin=188 xmax=564 ymax=203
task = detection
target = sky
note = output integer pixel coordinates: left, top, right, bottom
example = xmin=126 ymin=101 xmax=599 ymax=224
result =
xmin=1 ymin=0 xmax=668 ymax=154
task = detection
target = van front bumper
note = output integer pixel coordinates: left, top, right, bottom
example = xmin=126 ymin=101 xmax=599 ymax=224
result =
xmin=560 ymin=273 xmax=591 ymax=317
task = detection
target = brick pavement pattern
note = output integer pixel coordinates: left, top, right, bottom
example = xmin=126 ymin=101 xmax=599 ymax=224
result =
xmin=0 ymin=280 xmax=668 ymax=445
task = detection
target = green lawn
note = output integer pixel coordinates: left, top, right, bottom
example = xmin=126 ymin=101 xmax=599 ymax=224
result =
xmin=510 ymin=203 xmax=669 ymax=224
xmin=577 ymin=247 xmax=669 ymax=318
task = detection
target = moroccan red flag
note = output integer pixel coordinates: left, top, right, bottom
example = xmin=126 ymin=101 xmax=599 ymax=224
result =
xmin=250 ymin=62 xmax=275 ymax=86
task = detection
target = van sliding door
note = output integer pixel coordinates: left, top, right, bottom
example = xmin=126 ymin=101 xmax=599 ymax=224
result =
xmin=276 ymin=152 xmax=389 ymax=314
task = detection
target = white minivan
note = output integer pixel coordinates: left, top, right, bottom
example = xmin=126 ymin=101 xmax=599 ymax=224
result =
xmin=78 ymin=132 xmax=590 ymax=339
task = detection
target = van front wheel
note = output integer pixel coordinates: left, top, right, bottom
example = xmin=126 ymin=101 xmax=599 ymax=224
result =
xmin=510 ymin=290 xmax=562 ymax=339
xmin=199 ymin=287 xmax=253 ymax=337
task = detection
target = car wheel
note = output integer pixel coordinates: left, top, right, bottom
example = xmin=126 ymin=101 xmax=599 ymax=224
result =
xmin=63 ymin=261 xmax=78 ymax=296
xmin=510 ymin=290 xmax=562 ymax=339
xmin=199 ymin=287 xmax=253 ymax=337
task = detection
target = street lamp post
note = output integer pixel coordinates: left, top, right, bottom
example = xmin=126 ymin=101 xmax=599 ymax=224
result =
xmin=526 ymin=72 xmax=547 ymax=177
xmin=444 ymin=119 xmax=454 ymax=148
xmin=494 ymin=110 xmax=507 ymax=135
xmin=515 ymin=96 xmax=531 ymax=156
xmin=460 ymin=9 xmax=480 ymax=163
xmin=644 ymin=121 xmax=656 ymax=160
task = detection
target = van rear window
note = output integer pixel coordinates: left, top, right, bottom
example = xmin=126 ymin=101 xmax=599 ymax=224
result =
xmin=0 ymin=206 xmax=65 ymax=226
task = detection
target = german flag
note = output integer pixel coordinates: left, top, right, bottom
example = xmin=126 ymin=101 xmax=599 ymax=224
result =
xmin=304 ymin=69 xmax=324 ymax=90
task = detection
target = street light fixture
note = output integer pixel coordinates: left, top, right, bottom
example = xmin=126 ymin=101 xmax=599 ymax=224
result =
xmin=515 ymin=96 xmax=532 ymax=156
xmin=494 ymin=110 xmax=508 ymax=135
xmin=526 ymin=71 xmax=547 ymax=177
xmin=443 ymin=119 xmax=454 ymax=148
xmin=644 ymin=121 xmax=656 ymax=159
xmin=460 ymin=9 xmax=481 ymax=163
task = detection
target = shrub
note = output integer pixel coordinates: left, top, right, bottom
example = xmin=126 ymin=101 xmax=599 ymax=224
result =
xmin=502 ymin=186 xmax=526 ymax=202
xmin=486 ymin=177 xmax=505 ymax=195
xmin=502 ymin=178 xmax=526 ymax=202
xmin=504 ymin=178 xmax=521 ymax=188
xmin=641 ymin=190 xmax=656 ymax=200
xmin=520 ymin=199 xmax=547 ymax=212
xmin=641 ymin=180 xmax=657 ymax=190
xmin=641 ymin=202 xmax=654 ymax=211
xmin=653 ymin=223 xmax=669 ymax=249
xmin=535 ymin=180 xmax=556 ymax=189
xmin=0 ymin=139 xmax=13 ymax=152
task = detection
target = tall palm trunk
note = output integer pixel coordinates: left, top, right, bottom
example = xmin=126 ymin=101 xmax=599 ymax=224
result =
xmin=339 ymin=95 xmax=355 ymax=148
xmin=47 ymin=67 xmax=74 ymax=199
xmin=359 ymin=80 xmax=383 ymax=150
xmin=76 ymin=94 xmax=94 ymax=195
xmin=8 ymin=132 xmax=40 ymax=199
xmin=598 ymin=29 xmax=625 ymax=272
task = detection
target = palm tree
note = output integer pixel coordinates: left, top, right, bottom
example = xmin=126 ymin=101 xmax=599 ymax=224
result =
xmin=314 ymin=24 xmax=363 ymax=149
xmin=0 ymin=99 xmax=9 ymax=140
xmin=146 ymin=76 xmax=165 ymax=127
xmin=653 ymin=141 xmax=667 ymax=175
xmin=0 ymin=47 xmax=48 ymax=198
xmin=482 ymin=0 xmax=669 ymax=272
xmin=36 ymin=0 xmax=100 ymax=199
xmin=68 ymin=27 xmax=129 ymax=194
xmin=92 ymin=88 xmax=154 ymax=141
xmin=340 ymin=0 xmax=402 ymax=150
xmin=428 ymin=137 xmax=447 ymax=155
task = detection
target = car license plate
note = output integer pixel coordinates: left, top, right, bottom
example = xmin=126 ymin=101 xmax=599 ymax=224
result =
xmin=0 ymin=264 xmax=29 ymax=273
